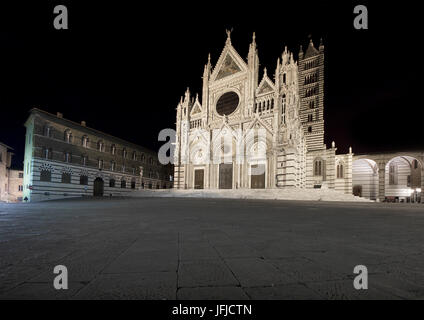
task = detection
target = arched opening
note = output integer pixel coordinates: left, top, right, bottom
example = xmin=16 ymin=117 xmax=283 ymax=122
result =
xmin=385 ymin=156 xmax=422 ymax=202
xmin=352 ymin=159 xmax=378 ymax=200
xmin=93 ymin=177 xmax=104 ymax=197
xmin=40 ymin=169 xmax=51 ymax=182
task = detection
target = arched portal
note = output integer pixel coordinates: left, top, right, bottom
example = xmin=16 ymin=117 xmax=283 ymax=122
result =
xmin=93 ymin=177 xmax=104 ymax=197
xmin=352 ymin=159 xmax=378 ymax=200
xmin=385 ymin=156 xmax=422 ymax=202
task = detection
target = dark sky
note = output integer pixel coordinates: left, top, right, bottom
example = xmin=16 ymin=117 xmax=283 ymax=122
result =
xmin=0 ymin=1 xmax=422 ymax=169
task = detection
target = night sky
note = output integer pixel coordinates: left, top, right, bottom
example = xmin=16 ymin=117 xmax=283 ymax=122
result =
xmin=0 ymin=1 xmax=422 ymax=169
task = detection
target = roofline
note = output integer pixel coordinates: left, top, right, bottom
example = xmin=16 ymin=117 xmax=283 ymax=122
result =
xmin=28 ymin=108 xmax=156 ymax=155
xmin=353 ymin=150 xmax=424 ymax=156
xmin=0 ymin=142 xmax=14 ymax=150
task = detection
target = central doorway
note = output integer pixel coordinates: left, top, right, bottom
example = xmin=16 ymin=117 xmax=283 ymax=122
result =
xmin=219 ymin=163 xmax=233 ymax=189
xmin=250 ymin=164 xmax=265 ymax=189
xmin=194 ymin=169 xmax=204 ymax=189
xmin=93 ymin=177 xmax=104 ymax=197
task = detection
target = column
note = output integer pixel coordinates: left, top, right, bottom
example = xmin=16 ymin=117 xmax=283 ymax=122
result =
xmin=378 ymin=161 xmax=386 ymax=202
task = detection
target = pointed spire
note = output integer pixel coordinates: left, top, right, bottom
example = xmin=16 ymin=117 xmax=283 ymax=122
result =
xmin=184 ymin=87 xmax=190 ymax=103
xmin=319 ymin=37 xmax=324 ymax=52
xmin=249 ymin=31 xmax=257 ymax=55
xmin=304 ymin=38 xmax=319 ymax=58
xmin=203 ymin=53 xmax=212 ymax=79
xmin=263 ymin=67 xmax=267 ymax=77
xmin=275 ymin=57 xmax=281 ymax=83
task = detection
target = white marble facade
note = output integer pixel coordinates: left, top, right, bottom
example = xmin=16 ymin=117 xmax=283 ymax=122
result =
xmin=174 ymin=32 xmax=353 ymax=193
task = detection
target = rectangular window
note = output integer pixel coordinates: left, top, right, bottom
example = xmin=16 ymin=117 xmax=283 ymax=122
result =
xmin=61 ymin=172 xmax=71 ymax=184
xmin=40 ymin=170 xmax=51 ymax=182
xmin=19 ymin=173 xmax=23 ymax=178
xmin=80 ymin=175 xmax=88 ymax=185
xmin=64 ymin=152 xmax=71 ymax=163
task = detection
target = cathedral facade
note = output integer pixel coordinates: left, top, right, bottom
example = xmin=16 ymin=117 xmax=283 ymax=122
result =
xmin=174 ymin=32 xmax=353 ymax=194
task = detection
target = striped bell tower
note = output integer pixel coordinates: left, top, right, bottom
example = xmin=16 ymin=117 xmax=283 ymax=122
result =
xmin=298 ymin=38 xmax=325 ymax=151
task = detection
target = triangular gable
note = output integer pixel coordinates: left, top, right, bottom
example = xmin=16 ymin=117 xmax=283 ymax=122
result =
xmin=244 ymin=116 xmax=273 ymax=137
xmin=211 ymin=121 xmax=241 ymax=147
xmin=190 ymin=101 xmax=202 ymax=116
xmin=210 ymin=44 xmax=248 ymax=82
xmin=256 ymin=74 xmax=275 ymax=95
xmin=216 ymin=54 xmax=242 ymax=80
xmin=189 ymin=128 xmax=209 ymax=149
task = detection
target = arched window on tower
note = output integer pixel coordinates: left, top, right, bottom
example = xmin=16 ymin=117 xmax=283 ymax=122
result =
xmin=308 ymin=114 xmax=313 ymax=122
xmin=314 ymin=158 xmax=325 ymax=178
xmin=337 ymin=163 xmax=344 ymax=179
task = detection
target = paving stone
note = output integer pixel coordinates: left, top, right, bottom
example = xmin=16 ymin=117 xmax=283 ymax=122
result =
xmin=305 ymin=280 xmax=400 ymax=300
xmin=1 ymin=197 xmax=423 ymax=299
xmin=103 ymin=249 xmax=178 ymax=274
xmin=225 ymin=258 xmax=295 ymax=287
xmin=179 ymin=260 xmax=238 ymax=288
xmin=73 ymin=272 xmax=176 ymax=300
xmin=177 ymin=286 xmax=249 ymax=300
xmin=244 ymin=283 xmax=322 ymax=300
xmin=0 ymin=282 xmax=84 ymax=300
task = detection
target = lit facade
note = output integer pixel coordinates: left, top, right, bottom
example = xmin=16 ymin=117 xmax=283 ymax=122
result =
xmin=23 ymin=109 xmax=173 ymax=202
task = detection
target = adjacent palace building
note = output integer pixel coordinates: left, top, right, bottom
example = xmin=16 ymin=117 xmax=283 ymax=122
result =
xmin=22 ymin=109 xmax=173 ymax=202
xmin=174 ymin=32 xmax=423 ymax=202
xmin=0 ymin=142 xmax=23 ymax=202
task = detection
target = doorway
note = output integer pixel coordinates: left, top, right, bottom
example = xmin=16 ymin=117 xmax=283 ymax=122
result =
xmin=93 ymin=177 xmax=104 ymax=197
xmin=251 ymin=164 xmax=265 ymax=189
xmin=194 ymin=169 xmax=204 ymax=189
xmin=219 ymin=164 xmax=233 ymax=189
xmin=353 ymin=185 xmax=362 ymax=197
